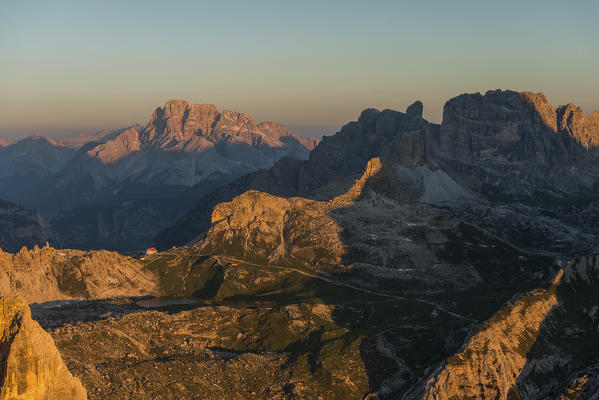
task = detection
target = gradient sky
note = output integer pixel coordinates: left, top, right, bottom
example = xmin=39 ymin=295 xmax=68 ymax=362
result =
xmin=1 ymin=0 xmax=598 ymax=139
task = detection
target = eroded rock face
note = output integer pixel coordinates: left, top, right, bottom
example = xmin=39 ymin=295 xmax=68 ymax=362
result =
xmin=422 ymin=270 xmax=563 ymax=400
xmin=0 ymin=246 xmax=158 ymax=303
xmin=510 ymin=254 xmax=599 ymax=399
xmin=440 ymin=90 xmax=599 ymax=167
xmin=86 ymin=127 xmax=141 ymax=163
xmin=90 ymin=100 xmax=316 ymax=164
xmin=0 ymin=295 xmax=86 ymax=400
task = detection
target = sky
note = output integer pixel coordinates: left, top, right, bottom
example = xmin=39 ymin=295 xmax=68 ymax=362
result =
xmin=1 ymin=0 xmax=598 ymax=139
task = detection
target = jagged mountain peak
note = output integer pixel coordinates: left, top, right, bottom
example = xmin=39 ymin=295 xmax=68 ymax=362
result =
xmin=145 ymin=100 xmax=220 ymax=145
xmin=406 ymin=100 xmax=424 ymax=118
xmin=140 ymin=100 xmax=316 ymax=152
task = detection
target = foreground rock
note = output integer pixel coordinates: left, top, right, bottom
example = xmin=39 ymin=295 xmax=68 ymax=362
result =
xmin=0 ymin=295 xmax=86 ymax=400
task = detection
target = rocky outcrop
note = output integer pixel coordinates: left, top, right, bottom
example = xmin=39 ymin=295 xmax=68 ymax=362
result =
xmin=510 ymin=254 xmax=599 ymax=399
xmin=422 ymin=270 xmax=563 ymax=400
xmin=0 ymin=294 xmax=87 ymax=399
xmin=144 ymin=101 xmax=219 ymax=146
xmin=0 ymin=199 xmax=60 ymax=253
xmin=0 ymin=246 xmax=157 ymax=303
xmin=206 ymin=190 xmax=345 ymax=270
xmin=201 ymin=157 xmax=415 ymax=271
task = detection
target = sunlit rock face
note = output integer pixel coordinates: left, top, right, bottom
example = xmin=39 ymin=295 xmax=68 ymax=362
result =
xmin=422 ymin=271 xmax=562 ymax=400
xmin=67 ymin=100 xmax=316 ymax=187
xmin=0 ymin=246 xmax=158 ymax=303
xmin=0 ymin=295 xmax=87 ymax=400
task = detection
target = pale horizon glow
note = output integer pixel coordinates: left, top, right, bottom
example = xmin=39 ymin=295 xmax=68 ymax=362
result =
xmin=1 ymin=0 xmax=598 ymax=140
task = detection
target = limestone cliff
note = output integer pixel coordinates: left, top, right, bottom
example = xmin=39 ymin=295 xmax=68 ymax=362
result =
xmin=0 ymin=295 xmax=87 ymax=400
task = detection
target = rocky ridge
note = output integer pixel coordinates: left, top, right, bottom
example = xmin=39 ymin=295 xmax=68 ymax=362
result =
xmin=58 ymin=125 xmax=143 ymax=150
xmin=422 ymin=270 xmax=562 ymax=399
xmin=0 ymin=245 xmax=157 ymax=303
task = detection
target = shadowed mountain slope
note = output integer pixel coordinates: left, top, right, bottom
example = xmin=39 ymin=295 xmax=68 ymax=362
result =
xmin=156 ymin=90 xmax=599 ymax=253
xmin=0 ymin=198 xmax=60 ymax=253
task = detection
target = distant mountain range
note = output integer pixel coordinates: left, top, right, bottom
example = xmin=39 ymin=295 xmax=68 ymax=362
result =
xmin=0 ymin=100 xmax=317 ymax=251
xmin=157 ymin=90 xmax=599 ymax=255
xmin=2 ymin=89 xmax=599 ymax=399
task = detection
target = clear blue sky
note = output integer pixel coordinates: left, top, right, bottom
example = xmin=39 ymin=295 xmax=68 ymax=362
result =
xmin=1 ymin=0 xmax=598 ymax=139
